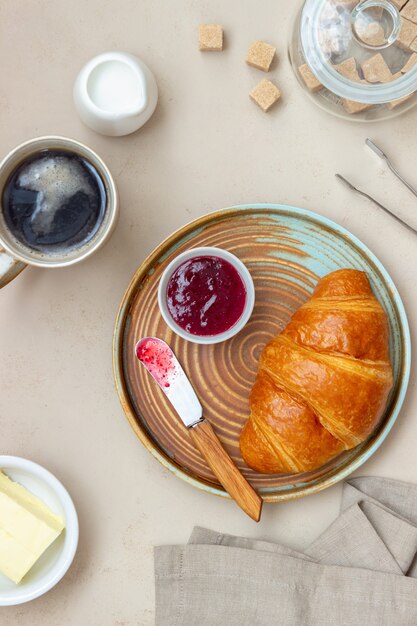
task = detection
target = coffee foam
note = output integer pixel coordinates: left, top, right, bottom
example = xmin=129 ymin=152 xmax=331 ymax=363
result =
xmin=17 ymin=156 xmax=95 ymax=236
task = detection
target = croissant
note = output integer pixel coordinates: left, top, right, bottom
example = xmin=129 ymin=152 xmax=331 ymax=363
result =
xmin=240 ymin=269 xmax=393 ymax=474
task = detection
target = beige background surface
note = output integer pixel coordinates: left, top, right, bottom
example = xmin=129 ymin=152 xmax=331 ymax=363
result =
xmin=1 ymin=1 xmax=416 ymax=624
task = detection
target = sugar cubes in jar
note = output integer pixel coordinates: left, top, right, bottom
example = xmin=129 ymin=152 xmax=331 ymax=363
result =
xmin=289 ymin=0 xmax=417 ymax=120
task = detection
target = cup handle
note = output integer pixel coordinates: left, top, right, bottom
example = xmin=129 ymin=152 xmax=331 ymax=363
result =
xmin=0 ymin=247 xmax=27 ymax=288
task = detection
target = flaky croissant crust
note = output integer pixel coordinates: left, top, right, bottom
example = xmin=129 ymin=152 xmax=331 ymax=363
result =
xmin=240 ymin=269 xmax=393 ymax=474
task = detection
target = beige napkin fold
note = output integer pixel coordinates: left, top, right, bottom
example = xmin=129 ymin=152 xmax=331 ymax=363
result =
xmin=155 ymin=477 xmax=417 ymax=625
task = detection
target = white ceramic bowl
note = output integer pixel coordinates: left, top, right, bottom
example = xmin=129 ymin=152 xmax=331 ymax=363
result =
xmin=0 ymin=456 xmax=78 ymax=606
xmin=158 ymin=247 xmax=255 ymax=344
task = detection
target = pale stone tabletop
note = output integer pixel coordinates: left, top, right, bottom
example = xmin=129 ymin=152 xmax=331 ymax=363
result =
xmin=1 ymin=1 xmax=417 ymax=624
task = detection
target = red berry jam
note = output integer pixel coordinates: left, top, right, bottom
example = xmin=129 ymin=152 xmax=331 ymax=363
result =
xmin=166 ymin=255 xmax=247 ymax=336
xmin=136 ymin=337 xmax=178 ymax=388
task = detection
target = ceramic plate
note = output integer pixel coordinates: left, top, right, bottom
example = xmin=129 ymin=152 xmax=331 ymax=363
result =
xmin=113 ymin=205 xmax=410 ymax=502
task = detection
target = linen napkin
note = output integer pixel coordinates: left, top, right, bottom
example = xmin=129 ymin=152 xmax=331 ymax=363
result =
xmin=155 ymin=477 xmax=417 ymax=625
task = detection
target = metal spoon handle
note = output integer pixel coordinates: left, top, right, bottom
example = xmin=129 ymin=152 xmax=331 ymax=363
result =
xmin=386 ymin=161 xmax=417 ymax=199
xmin=335 ymin=174 xmax=417 ymax=236
xmin=366 ymin=138 xmax=417 ymax=199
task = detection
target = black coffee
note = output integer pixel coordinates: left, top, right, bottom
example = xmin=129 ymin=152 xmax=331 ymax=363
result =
xmin=2 ymin=149 xmax=107 ymax=254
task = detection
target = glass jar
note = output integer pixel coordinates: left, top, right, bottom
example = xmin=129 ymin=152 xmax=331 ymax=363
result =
xmin=289 ymin=0 xmax=417 ymax=120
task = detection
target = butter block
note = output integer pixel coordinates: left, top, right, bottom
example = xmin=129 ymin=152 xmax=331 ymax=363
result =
xmin=0 ymin=470 xmax=65 ymax=583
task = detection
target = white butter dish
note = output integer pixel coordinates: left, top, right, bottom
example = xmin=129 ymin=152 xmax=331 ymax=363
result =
xmin=0 ymin=456 xmax=78 ymax=606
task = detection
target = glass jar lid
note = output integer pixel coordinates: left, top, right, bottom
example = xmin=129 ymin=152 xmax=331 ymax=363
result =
xmin=300 ymin=0 xmax=417 ymax=103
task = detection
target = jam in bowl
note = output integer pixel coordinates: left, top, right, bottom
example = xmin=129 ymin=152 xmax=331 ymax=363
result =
xmin=158 ymin=247 xmax=255 ymax=344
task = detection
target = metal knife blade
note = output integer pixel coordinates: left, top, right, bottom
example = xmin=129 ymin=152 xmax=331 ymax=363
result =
xmin=135 ymin=337 xmax=203 ymax=428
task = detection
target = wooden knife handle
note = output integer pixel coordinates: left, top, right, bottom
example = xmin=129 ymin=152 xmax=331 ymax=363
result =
xmin=189 ymin=419 xmax=263 ymax=522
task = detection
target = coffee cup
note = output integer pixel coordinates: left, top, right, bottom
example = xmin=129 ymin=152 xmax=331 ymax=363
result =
xmin=0 ymin=136 xmax=118 ymax=288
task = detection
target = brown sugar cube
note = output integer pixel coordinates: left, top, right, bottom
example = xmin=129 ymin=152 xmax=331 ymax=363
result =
xmin=334 ymin=57 xmax=361 ymax=82
xmin=298 ymin=63 xmax=322 ymax=92
xmin=250 ymin=79 xmax=281 ymax=112
xmin=199 ymin=24 xmax=223 ymax=51
xmin=401 ymin=52 xmax=417 ymax=72
xmin=355 ymin=21 xmax=386 ymax=46
xmin=246 ymin=41 xmax=276 ymax=72
xmin=388 ymin=71 xmax=403 ymax=80
xmin=332 ymin=0 xmax=359 ymax=8
xmin=397 ymin=17 xmax=417 ymax=49
xmin=361 ymin=53 xmax=393 ymax=82
xmin=342 ymin=99 xmax=373 ymax=114
xmin=318 ymin=29 xmax=344 ymax=56
xmin=320 ymin=4 xmax=339 ymax=23
xmin=401 ymin=0 xmax=417 ymax=24
xmin=387 ymin=69 xmax=415 ymax=108
xmin=387 ymin=93 xmax=414 ymax=109
xmin=391 ymin=0 xmax=408 ymax=8
xmin=410 ymin=36 xmax=417 ymax=52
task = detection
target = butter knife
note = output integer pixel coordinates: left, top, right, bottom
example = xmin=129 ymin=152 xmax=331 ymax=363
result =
xmin=135 ymin=337 xmax=263 ymax=522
